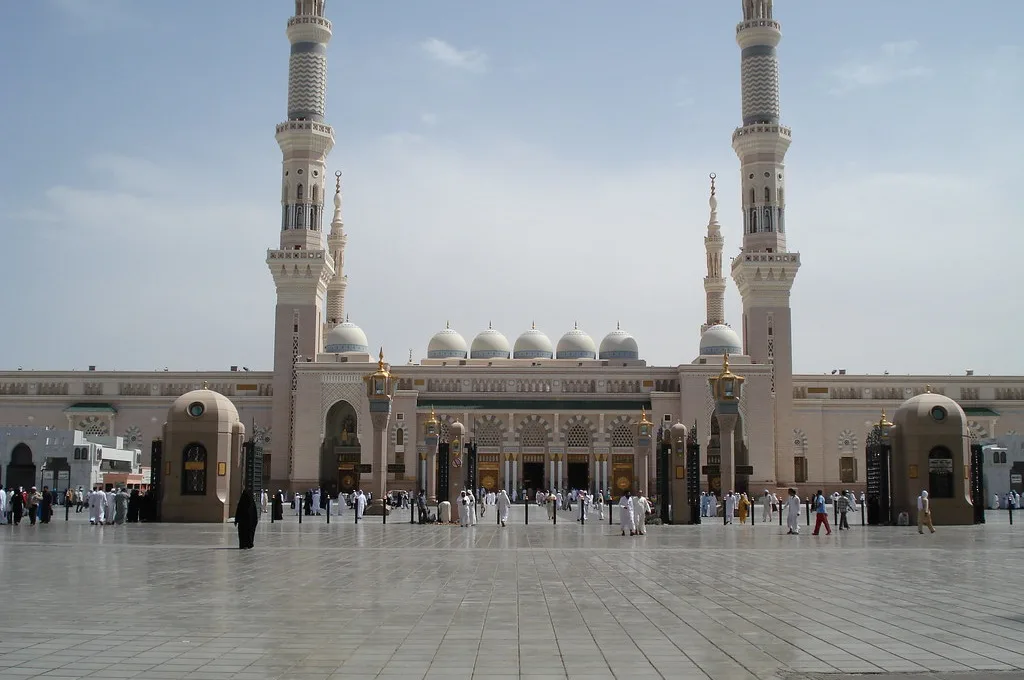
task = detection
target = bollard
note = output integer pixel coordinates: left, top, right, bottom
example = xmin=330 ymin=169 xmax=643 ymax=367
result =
xmin=1010 ymin=506 xmax=1014 ymax=526
xmin=411 ymin=499 xmax=416 ymax=525
xmin=65 ymin=500 xmax=70 ymax=522
xmin=326 ymin=497 xmax=331 ymax=524
xmin=497 ymin=503 xmax=501 ymax=525
xmin=383 ymin=502 xmax=387 ymax=526
xmin=298 ymin=495 xmax=303 ymax=524
xmin=525 ymin=499 xmax=529 ymax=525
xmin=834 ymin=501 xmax=838 ymax=528
xmin=860 ymin=502 xmax=865 ymax=526
xmin=580 ymin=499 xmax=585 ymax=526
xmin=355 ymin=503 xmax=359 ymax=524
xmin=805 ymin=499 xmax=811 ymax=526
xmin=553 ymin=502 xmax=557 ymax=525
xmin=608 ymin=500 xmax=613 ymax=526
xmin=778 ymin=504 xmax=783 ymax=526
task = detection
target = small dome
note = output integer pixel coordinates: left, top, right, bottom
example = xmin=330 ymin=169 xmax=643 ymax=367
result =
xmin=168 ymin=386 xmax=240 ymax=426
xmin=893 ymin=391 xmax=969 ymax=436
xmin=427 ymin=323 xmax=468 ymax=359
xmin=556 ymin=324 xmax=597 ymax=360
xmin=470 ymin=324 xmax=510 ymax=359
xmin=513 ymin=324 xmax=553 ymax=359
xmin=599 ymin=324 xmax=639 ymax=360
xmin=325 ymin=321 xmax=369 ymax=354
xmin=700 ymin=324 xmax=742 ymax=356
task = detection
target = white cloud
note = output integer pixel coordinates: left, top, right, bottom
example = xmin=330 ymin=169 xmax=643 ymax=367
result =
xmin=420 ymin=38 xmax=489 ymax=73
xmin=830 ymin=40 xmax=932 ymax=95
xmin=420 ymin=112 xmax=439 ymax=127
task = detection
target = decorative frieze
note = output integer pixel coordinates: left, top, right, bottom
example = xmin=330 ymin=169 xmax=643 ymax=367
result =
xmin=36 ymin=382 xmax=69 ymax=396
xmin=0 ymin=383 xmax=28 ymax=395
xmin=119 ymin=383 xmax=153 ymax=397
xmin=607 ymin=379 xmax=641 ymax=394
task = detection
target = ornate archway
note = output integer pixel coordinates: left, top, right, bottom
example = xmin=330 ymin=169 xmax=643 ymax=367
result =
xmin=6 ymin=443 xmax=36 ymax=490
xmin=322 ymin=400 xmax=359 ymax=496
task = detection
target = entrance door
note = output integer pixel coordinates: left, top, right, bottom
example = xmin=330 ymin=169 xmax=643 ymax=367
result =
xmin=567 ymin=461 xmax=589 ymax=490
xmin=522 ymin=461 xmax=544 ymax=492
xmin=6 ymin=443 xmax=36 ymax=490
xmin=611 ymin=455 xmax=634 ymax=500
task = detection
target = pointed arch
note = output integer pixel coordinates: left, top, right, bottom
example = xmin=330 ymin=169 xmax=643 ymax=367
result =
xmin=473 ymin=414 xmax=505 ymax=448
xmin=516 ymin=415 xmax=551 ymax=448
xmin=297 ymin=183 xmax=304 ymax=201
xmin=607 ymin=415 xmax=635 ymax=448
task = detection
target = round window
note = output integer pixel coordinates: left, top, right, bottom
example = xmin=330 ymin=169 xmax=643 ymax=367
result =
xmin=930 ymin=405 xmax=947 ymax=422
xmin=187 ymin=402 xmax=205 ymax=418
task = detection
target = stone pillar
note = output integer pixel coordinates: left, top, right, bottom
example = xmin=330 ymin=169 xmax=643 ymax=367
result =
xmin=419 ymin=451 xmax=427 ymax=494
xmin=669 ymin=422 xmax=691 ymax=524
xmin=511 ymin=456 xmax=518 ymax=493
xmin=448 ymin=421 xmax=465 ymax=522
xmin=426 ymin=444 xmax=437 ymax=503
xmin=365 ymin=406 xmax=390 ymax=515
xmin=556 ymin=455 xmax=563 ymax=491
xmin=717 ymin=411 xmax=738 ymax=497
xmin=504 ymin=456 xmax=511 ymax=493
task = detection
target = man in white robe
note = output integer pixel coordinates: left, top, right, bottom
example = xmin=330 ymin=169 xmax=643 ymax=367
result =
xmin=468 ymin=491 xmax=477 ymax=525
xmin=497 ymin=489 xmax=511 ymax=526
xmin=761 ymin=490 xmax=773 ymax=523
xmin=619 ymin=491 xmax=636 ymax=536
xmin=259 ymin=490 xmax=268 ymax=515
xmin=312 ymin=489 xmax=322 ymax=516
xmin=723 ymin=492 xmax=736 ymax=525
xmin=577 ymin=491 xmax=588 ymax=522
xmin=88 ymin=487 xmax=105 ymax=525
xmin=707 ymin=493 xmax=718 ymax=519
xmin=355 ymin=490 xmax=366 ymax=519
xmin=785 ymin=488 xmax=801 ymax=534
xmin=0 ymin=486 xmax=7 ymax=525
xmin=596 ymin=490 xmax=605 ymax=520
xmin=511 ymin=488 xmax=518 ymax=503
xmin=633 ymin=492 xmax=650 ymax=535
xmin=105 ymin=488 xmax=116 ymax=525
xmin=459 ymin=492 xmax=471 ymax=527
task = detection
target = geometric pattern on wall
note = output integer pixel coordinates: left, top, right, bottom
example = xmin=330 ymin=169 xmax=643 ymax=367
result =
xmin=287 ymin=52 xmax=328 ymax=119
xmin=473 ymin=414 xmax=505 ymax=448
xmin=607 ymin=415 xmax=635 ymax=448
xmin=78 ymin=416 xmax=109 ymax=437
xmin=516 ymin=414 xmax=551 ymax=448
xmin=741 ymin=53 xmax=780 ymax=123
xmin=319 ymin=376 xmax=366 ymax=442
xmin=967 ymin=420 xmax=990 ymax=440
xmin=792 ymin=428 xmax=807 ymax=456
xmin=560 ymin=414 xmax=596 ymax=448
xmin=123 ymin=425 xmax=142 ymax=448
xmin=837 ymin=428 xmax=857 ymax=453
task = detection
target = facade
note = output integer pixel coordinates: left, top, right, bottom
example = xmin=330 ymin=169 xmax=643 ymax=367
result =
xmin=3 ymin=0 xmax=1024 ymax=499
xmin=0 ymin=426 xmax=141 ymax=492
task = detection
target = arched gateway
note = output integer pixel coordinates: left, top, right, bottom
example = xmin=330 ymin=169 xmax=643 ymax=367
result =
xmin=321 ymin=400 xmax=360 ymax=496
xmin=6 ymin=443 xmax=36 ymax=490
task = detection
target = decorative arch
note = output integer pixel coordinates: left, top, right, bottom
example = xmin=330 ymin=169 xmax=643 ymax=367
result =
xmin=560 ymin=415 xmax=596 ymax=442
xmin=607 ymin=415 xmax=635 ymax=448
xmin=437 ymin=413 xmax=455 ymax=443
xmin=838 ymin=429 xmax=857 ymax=453
xmin=78 ymin=415 xmax=109 ymax=437
xmin=967 ymin=420 xmax=990 ymax=440
xmin=792 ymin=428 xmax=807 ymax=456
xmin=474 ymin=415 xmax=505 ymax=448
xmin=325 ymin=400 xmax=359 ymax=447
xmin=516 ymin=415 xmax=551 ymax=448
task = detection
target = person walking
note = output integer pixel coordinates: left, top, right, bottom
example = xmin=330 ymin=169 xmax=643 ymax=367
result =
xmin=234 ymin=488 xmax=259 ymax=549
xmin=811 ymin=489 xmax=832 ymax=536
xmin=836 ymin=491 xmax=850 ymax=530
xmin=918 ymin=490 xmax=935 ymax=534
xmin=784 ymin=488 xmax=800 ymax=534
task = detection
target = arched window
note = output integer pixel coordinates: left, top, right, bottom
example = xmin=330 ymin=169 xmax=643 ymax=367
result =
xmin=764 ymin=186 xmax=771 ymax=203
xmin=749 ymin=208 xmax=758 ymax=234
xmin=611 ymin=424 xmax=634 ymax=448
xmin=297 ymin=184 xmax=304 ymax=201
xmin=181 ymin=443 xmax=208 ymax=496
xmin=395 ymin=428 xmax=404 ymax=446
xmin=311 ymin=185 xmax=319 ymax=204
xmin=519 ymin=423 xmax=547 ymax=448
xmin=566 ymin=424 xmax=592 ymax=448
xmin=749 ymin=187 xmax=756 ymax=205
xmin=928 ymin=446 xmax=954 ymax=498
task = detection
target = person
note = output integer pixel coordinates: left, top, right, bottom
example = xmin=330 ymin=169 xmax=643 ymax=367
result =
xmin=0 ymin=486 xmax=7 ymax=525
xmin=619 ymin=490 xmax=636 ymax=536
xmin=234 ymin=488 xmax=259 ymax=549
xmin=633 ymin=491 xmax=651 ymax=535
xmin=27 ymin=487 xmax=41 ymax=525
xmin=811 ymin=489 xmax=832 ymax=536
xmin=724 ymin=491 xmax=736 ymax=525
xmin=355 ymin=489 xmax=366 ymax=520
xmin=113 ymin=487 xmax=129 ymax=524
xmin=88 ymin=486 xmax=105 ymax=525
xmin=761 ymin=490 xmax=773 ymax=523
xmin=458 ymin=491 xmax=471 ymax=527
xmin=260 ymin=490 xmax=269 ymax=515
xmin=496 ymin=489 xmax=511 ymax=527
xmin=836 ymin=490 xmax=850 ymax=530
xmin=127 ymin=489 xmax=140 ymax=523
xmin=738 ymin=493 xmax=750 ymax=524
xmin=707 ymin=492 xmax=718 ymax=519
xmin=918 ymin=490 xmax=935 ymax=534
xmin=785 ymin=487 xmax=801 ymax=534
xmin=271 ymin=490 xmax=284 ymax=521
xmin=40 ymin=486 xmax=53 ymax=524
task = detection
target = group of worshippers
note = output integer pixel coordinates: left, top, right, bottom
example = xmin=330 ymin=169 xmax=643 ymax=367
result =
xmin=2 ymin=486 xmax=53 ymax=525
xmin=443 ymin=489 xmax=512 ymax=526
xmin=617 ymin=490 xmax=652 ymax=536
xmin=86 ymin=486 xmax=135 ymax=525
xmin=993 ymin=490 xmax=1021 ymax=509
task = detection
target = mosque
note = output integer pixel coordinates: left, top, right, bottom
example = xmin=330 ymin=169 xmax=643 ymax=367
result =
xmin=2 ymin=0 xmax=1022 ymax=500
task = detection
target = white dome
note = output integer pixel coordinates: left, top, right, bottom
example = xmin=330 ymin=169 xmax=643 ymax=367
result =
xmin=513 ymin=324 xmax=553 ymax=359
xmin=700 ymin=324 xmax=742 ymax=356
xmin=427 ymin=324 xmax=468 ymax=359
xmin=325 ymin=321 xmax=369 ymax=354
xmin=470 ymin=324 xmax=510 ymax=359
xmin=556 ymin=325 xmax=597 ymax=360
xmin=599 ymin=325 xmax=639 ymax=360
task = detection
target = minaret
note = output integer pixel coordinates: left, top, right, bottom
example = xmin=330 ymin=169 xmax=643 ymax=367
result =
xmin=702 ymin=173 xmax=726 ymax=333
xmin=267 ymin=0 xmax=337 ymax=488
xmin=324 ymin=170 xmax=348 ymax=332
xmin=729 ymin=0 xmax=799 ymax=484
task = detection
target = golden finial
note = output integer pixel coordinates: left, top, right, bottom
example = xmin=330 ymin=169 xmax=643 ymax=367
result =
xmin=445 ymin=320 xmax=450 ymax=329
xmin=616 ymin=321 xmax=621 ymax=330
xmin=925 ymin=384 xmax=932 ymax=393
xmin=710 ymin=172 xmax=717 ymax=197
xmin=334 ymin=170 xmax=342 ymax=194
xmin=202 ymin=381 xmax=209 ymax=390
xmin=640 ymin=407 xmax=652 ymax=426
xmin=574 ymin=320 xmax=578 ymax=330
xmin=879 ymin=408 xmax=892 ymax=430
xmin=722 ymin=352 xmax=730 ymax=372
xmin=531 ymin=320 xmax=536 ymax=330
xmin=378 ymin=347 xmax=386 ymax=371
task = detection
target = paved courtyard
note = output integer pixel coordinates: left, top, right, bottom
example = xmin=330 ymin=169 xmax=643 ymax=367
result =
xmin=1 ymin=510 xmax=1022 ymax=680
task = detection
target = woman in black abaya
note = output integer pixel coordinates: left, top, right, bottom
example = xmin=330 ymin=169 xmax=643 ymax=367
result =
xmin=233 ymin=488 xmax=259 ymax=549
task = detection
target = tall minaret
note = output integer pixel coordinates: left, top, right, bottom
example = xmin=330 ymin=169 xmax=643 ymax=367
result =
xmin=267 ymin=0 xmax=337 ymax=487
xmin=324 ymin=170 xmax=348 ymax=332
xmin=702 ymin=173 xmax=726 ymax=333
xmin=729 ymin=0 xmax=800 ymax=484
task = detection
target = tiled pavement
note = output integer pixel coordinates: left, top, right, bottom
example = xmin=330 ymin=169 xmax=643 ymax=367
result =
xmin=0 ymin=510 xmax=1022 ymax=680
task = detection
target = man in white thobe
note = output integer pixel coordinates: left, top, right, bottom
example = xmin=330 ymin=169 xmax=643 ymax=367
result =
xmin=496 ymin=489 xmax=511 ymax=526
xmin=577 ymin=491 xmax=588 ymax=522
xmin=355 ymin=490 xmax=366 ymax=519
xmin=633 ymin=492 xmax=651 ymax=535
xmin=596 ymin=490 xmax=605 ymax=520
xmin=0 ymin=486 xmax=7 ymax=525
xmin=722 ymin=492 xmax=735 ymax=525
xmin=619 ymin=492 xmax=636 ymax=536
xmin=88 ymin=487 xmax=105 ymax=525
xmin=468 ymin=491 xmax=478 ymax=525
xmin=761 ymin=490 xmax=773 ymax=523
xmin=105 ymin=488 xmax=116 ymax=525
xmin=260 ymin=490 xmax=268 ymax=515
xmin=312 ymin=489 xmax=322 ymax=515
xmin=785 ymin=488 xmax=801 ymax=534
xmin=707 ymin=493 xmax=718 ymax=519
xmin=459 ymin=492 xmax=471 ymax=527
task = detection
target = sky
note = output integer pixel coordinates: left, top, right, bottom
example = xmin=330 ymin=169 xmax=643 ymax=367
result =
xmin=0 ymin=0 xmax=1021 ymax=376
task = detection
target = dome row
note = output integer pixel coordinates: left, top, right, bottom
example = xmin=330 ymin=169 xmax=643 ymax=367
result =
xmin=427 ymin=323 xmax=639 ymax=361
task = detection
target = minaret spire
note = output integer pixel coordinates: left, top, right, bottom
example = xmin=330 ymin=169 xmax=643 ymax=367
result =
xmin=702 ymin=173 xmax=726 ymax=333
xmin=325 ymin=170 xmax=348 ymax=330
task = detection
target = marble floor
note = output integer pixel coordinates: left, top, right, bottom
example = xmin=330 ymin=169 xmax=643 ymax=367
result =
xmin=0 ymin=509 xmax=1021 ymax=680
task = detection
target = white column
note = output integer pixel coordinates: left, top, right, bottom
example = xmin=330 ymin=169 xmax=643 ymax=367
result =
xmin=603 ymin=461 xmax=609 ymax=492
xmin=512 ymin=459 xmax=518 ymax=492
xmin=557 ymin=459 xmax=563 ymax=490
xmin=504 ymin=458 xmax=510 ymax=493
xmin=420 ymin=458 xmax=426 ymax=491
xmin=549 ymin=459 xmax=555 ymax=490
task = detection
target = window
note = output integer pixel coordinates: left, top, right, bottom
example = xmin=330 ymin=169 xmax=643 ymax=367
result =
xmin=839 ymin=456 xmax=857 ymax=484
xmin=611 ymin=424 xmax=634 ymax=448
xmin=395 ymin=428 xmax=404 ymax=446
xmin=476 ymin=423 xmax=503 ymax=447
xmin=764 ymin=187 xmax=771 ymax=203
xmin=794 ymin=456 xmax=808 ymax=483
xmin=566 ymin=424 xmax=591 ymax=448
xmin=296 ymin=183 xmax=304 ymax=201
xmin=519 ymin=423 xmax=547 ymax=448
xmin=928 ymin=446 xmax=954 ymax=499
xmin=181 ymin=443 xmax=208 ymax=496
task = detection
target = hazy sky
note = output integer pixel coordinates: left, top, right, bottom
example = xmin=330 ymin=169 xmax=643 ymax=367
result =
xmin=1 ymin=0 xmax=1020 ymax=376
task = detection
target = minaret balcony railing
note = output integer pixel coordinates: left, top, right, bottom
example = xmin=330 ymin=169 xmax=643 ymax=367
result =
xmin=268 ymin=249 xmax=326 ymax=261
xmin=732 ymin=124 xmax=791 ymax=142
xmin=735 ymin=252 xmax=800 ymax=265
xmin=276 ymin=121 xmax=333 ymax=136
xmin=287 ymin=16 xmax=331 ymax=30
xmin=737 ymin=19 xmax=781 ymax=33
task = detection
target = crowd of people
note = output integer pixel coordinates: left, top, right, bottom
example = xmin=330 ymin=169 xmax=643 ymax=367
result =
xmin=1 ymin=485 xmax=157 ymax=525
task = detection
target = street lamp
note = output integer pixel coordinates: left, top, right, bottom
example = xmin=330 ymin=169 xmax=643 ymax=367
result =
xmin=363 ymin=349 xmax=396 ymax=518
xmin=866 ymin=408 xmax=893 ymax=525
xmin=708 ymin=354 xmax=745 ymax=495
xmin=423 ymin=406 xmax=438 ymax=503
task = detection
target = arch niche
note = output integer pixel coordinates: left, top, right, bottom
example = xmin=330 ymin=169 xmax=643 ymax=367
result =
xmin=706 ymin=411 xmax=748 ymax=495
xmin=321 ymin=400 xmax=360 ymax=497
xmin=6 ymin=443 xmax=36 ymax=490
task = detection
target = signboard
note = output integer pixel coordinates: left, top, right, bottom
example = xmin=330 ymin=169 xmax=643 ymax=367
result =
xmin=1010 ymin=474 xmax=1022 ymax=484
xmin=387 ymin=464 xmax=405 ymax=474
xmin=736 ymin=465 xmax=754 ymax=476
xmin=358 ymin=463 xmax=372 ymax=474
xmin=702 ymin=465 xmax=721 ymax=476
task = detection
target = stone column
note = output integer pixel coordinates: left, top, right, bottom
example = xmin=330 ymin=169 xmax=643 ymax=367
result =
xmin=426 ymin=443 xmax=437 ymax=503
xmin=511 ymin=455 xmax=518 ymax=493
xmin=504 ymin=455 xmax=511 ymax=493
xmin=448 ymin=421 xmax=465 ymax=522
xmin=365 ymin=406 xmax=390 ymax=515
xmin=556 ymin=455 xmax=563 ymax=491
xmin=419 ymin=451 xmax=427 ymax=494
xmin=637 ymin=451 xmax=649 ymax=496
xmin=717 ymin=411 xmax=738 ymax=497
